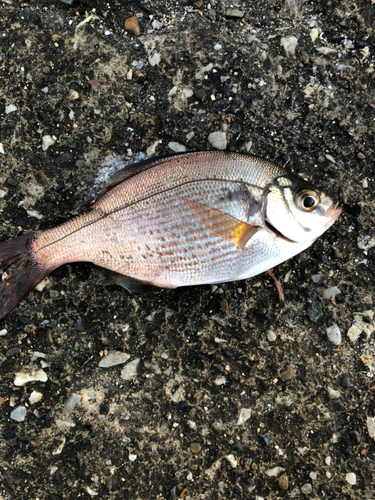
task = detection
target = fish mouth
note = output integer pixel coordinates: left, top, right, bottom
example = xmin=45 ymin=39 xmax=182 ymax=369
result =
xmin=324 ymin=202 xmax=342 ymax=228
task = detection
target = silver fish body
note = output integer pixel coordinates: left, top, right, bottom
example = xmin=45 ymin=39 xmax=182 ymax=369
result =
xmin=0 ymin=152 xmax=341 ymax=319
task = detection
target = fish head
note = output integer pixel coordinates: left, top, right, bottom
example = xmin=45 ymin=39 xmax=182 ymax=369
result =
xmin=263 ymin=174 xmax=341 ymax=243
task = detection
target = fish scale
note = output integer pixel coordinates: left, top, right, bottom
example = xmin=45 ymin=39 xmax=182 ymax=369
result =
xmin=0 ymin=151 xmax=341 ymax=319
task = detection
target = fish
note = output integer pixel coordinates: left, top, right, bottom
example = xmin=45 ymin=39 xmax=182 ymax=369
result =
xmin=0 ymin=151 xmax=341 ymax=320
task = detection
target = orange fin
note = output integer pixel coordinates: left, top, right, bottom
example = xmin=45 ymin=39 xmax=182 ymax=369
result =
xmin=184 ymin=199 xmax=258 ymax=250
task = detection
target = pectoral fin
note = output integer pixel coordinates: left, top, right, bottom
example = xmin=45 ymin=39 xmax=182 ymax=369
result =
xmin=184 ymin=199 xmax=258 ymax=250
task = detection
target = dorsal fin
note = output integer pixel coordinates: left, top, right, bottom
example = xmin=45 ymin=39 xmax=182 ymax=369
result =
xmin=97 ymin=153 xmax=189 ymax=200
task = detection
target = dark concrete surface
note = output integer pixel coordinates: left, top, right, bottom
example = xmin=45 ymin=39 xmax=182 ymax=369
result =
xmin=0 ymin=1 xmax=374 ymax=499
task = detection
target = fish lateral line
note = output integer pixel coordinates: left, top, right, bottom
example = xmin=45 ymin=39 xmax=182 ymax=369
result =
xmin=37 ymin=178 xmax=267 ymax=252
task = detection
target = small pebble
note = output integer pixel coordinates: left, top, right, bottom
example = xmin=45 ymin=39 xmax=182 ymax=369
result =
xmin=152 ymin=19 xmax=163 ymax=29
xmin=345 ymin=472 xmax=356 ymax=485
xmin=341 ymin=373 xmax=350 ymax=388
xmin=190 ymin=442 xmax=202 ymax=454
xmin=42 ymin=135 xmax=56 ymax=151
xmin=236 ymin=408 xmax=251 ymax=426
xmin=0 ymin=143 xmax=5 ymax=154
xmin=42 ymin=66 xmax=50 ymax=74
xmin=281 ymin=36 xmax=298 ymax=57
xmin=366 ymin=416 xmax=375 ymax=440
xmin=121 ymin=358 xmax=140 ymax=380
xmin=144 ymin=361 xmax=162 ymax=375
xmin=347 ymin=324 xmax=362 ymax=342
xmin=280 ymin=364 xmax=297 ymax=382
xmin=129 ymin=454 xmax=137 ymax=462
xmin=5 ymin=104 xmax=17 ymax=114
xmin=326 ymin=325 xmax=342 ymax=345
xmin=74 ymin=318 xmax=85 ymax=332
xmin=35 ymin=278 xmax=50 ymax=292
xmin=55 ymin=153 xmax=73 ymax=168
xmin=149 ymin=53 xmax=161 ymax=66
xmin=68 ymin=89 xmax=79 ymax=100
xmin=212 ymin=418 xmax=225 ymax=435
xmin=349 ymin=430 xmax=361 ymax=444
xmin=63 ymin=393 xmax=82 ymax=415
xmin=316 ymin=47 xmax=336 ymax=54
xmin=266 ymin=466 xmax=285 ymax=477
xmin=168 ymin=141 xmax=186 ymax=153
xmin=312 ymin=273 xmax=323 ymax=283
xmin=307 ymin=301 xmax=323 ymax=322
xmin=29 ymin=391 xmax=43 ymax=404
xmin=226 ymin=454 xmax=237 ymax=467
xmin=267 ymin=330 xmax=277 ymax=341
xmin=325 ymin=456 xmax=331 ymax=466
xmin=88 ymin=80 xmax=100 ymax=89
xmin=20 ymin=9 xmax=39 ymax=25
xmin=27 ymin=210 xmax=43 ymax=220
xmin=214 ymin=375 xmax=226 ymax=385
xmin=125 ymin=16 xmax=141 ymax=36
xmin=301 ymin=483 xmax=312 ymax=495
xmin=357 ymin=152 xmax=365 ymax=160
xmin=35 ymin=169 xmax=47 ymax=184
xmin=14 ymin=369 xmax=48 ymax=386
xmin=278 ymin=474 xmax=289 ymax=490
xmin=324 ymin=286 xmax=342 ymax=299
xmin=10 ymin=406 xmax=27 ymax=422
xmin=176 ymin=400 xmax=190 ymax=413
xmin=55 ymin=420 xmax=75 ymax=429
xmin=259 ymin=433 xmax=273 ymax=446
xmin=146 ymin=140 xmax=159 ymax=157
xmin=220 ymin=298 xmax=229 ymax=313
xmin=6 ymin=347 xmax=21 ymax=358
xmin=225 ymin=8 xmax=244 ymax=18
xmin=325 ymin=154 xmax=336 ymax=163
xmin=310 ymin=28 xmax=319 ymax=42
xmin=6 ymin=177 xmax=18 ymax=187
xmin=208 ymin=131 xmax=227 ymax=150
xmin=327 ymin=386 xmax=341 ymax=399
xmin=98 ymin=351 xmax=130 ymax=368
xmin=99 ymin=402 xmax=110 ymax=415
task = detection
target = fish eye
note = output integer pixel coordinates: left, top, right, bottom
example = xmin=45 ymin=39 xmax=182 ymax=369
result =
xmin=296 ymin=190 xmax=320 ymax=212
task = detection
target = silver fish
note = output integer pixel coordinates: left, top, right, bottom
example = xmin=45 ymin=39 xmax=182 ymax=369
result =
xmin=0 ymin=152 xmax=341 ymax=319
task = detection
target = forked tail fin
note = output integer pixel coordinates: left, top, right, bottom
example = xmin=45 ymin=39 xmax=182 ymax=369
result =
xmin=0 ymin=232 xmax=47 ymax=320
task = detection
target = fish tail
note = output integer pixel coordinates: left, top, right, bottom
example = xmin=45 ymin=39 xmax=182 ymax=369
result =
xmin=0 ymin=232 xmax=48 ymax=320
